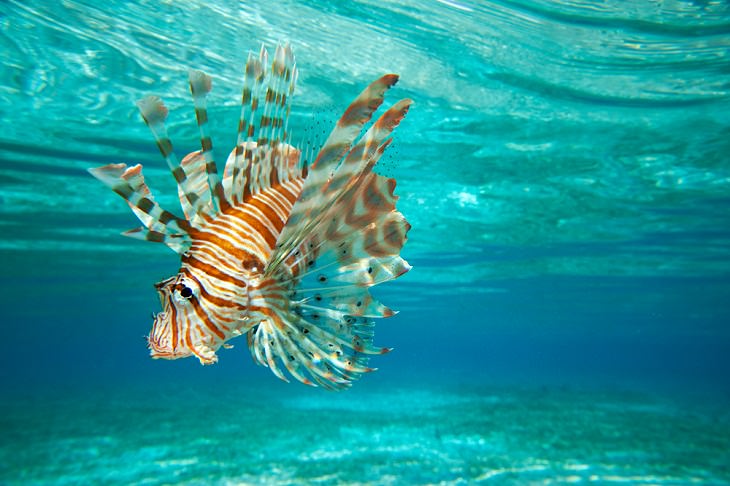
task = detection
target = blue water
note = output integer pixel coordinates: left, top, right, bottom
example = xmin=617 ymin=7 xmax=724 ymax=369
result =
xmin=2 ymin=0 xmax=730 ymax=484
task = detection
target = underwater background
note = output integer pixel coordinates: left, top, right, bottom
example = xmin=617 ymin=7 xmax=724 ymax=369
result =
xmin=1 ymin=0 xmax=730 ymax=484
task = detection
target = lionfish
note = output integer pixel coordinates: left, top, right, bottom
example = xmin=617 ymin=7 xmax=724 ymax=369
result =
xmin=89 ymin=44 xmax=411 ymax=389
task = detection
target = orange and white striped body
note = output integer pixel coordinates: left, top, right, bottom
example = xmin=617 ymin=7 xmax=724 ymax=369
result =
xmin=90 ymin=44 xmax=411 ymax=389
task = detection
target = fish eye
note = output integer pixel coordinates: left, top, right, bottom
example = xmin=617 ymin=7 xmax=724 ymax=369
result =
xmin=180 ymin=286 xmax=193 ymax=298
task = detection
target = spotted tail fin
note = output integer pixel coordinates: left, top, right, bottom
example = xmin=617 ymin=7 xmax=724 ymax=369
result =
xmin=247 ymin=75 xmax=412 ymax=389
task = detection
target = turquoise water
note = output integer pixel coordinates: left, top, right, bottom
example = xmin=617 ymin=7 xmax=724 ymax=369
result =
xmin=2 ymin=0 xmax=730 ymax=484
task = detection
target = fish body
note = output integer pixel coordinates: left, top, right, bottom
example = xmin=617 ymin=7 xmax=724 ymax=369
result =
xmin=90 ymin=45 xmax=411 ymax=389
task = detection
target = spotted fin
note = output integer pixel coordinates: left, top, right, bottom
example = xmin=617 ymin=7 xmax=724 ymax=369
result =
xmin=247 ymin=75 xmax=412 ymax=389
xmin=267 ymin=75 xmax=411 ymax=274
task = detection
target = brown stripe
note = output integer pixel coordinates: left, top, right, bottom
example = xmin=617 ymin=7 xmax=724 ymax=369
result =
xmin=198 ymin=216 xmax=245 ymax=249
xmin=184 ymin=310 xmax=194 ymax=355
xmin=158 ymin=210 xmax=177 ymax=224
xmin=187 ymin=242 xmax=230 ymax=268
xmin=215 ymin=184 xmax=229 ymax=211
xmin=382 ymin=218 xmax=404 ymax=249
xmin=146 ymin=231 xmax=165 ymax=243
xmin=269 ymin=163 xmax=279 ymax=187
xmin=169 ymin=302 xmax=179 ymax=352
xmin=189 ymin=296 xmax=225 ymax=340
xmin=241 ymin=208 xmax=278 ymax=249
xmin=186 ymin=272 xmax=244 ymax=314
xmin=192 ymin=227 xmax=235 ymax=254
xmin=242 ymin=163 xmax=252 ymax=200
xmin=276 ymin=183 xmax=298 ymax=205
xmin=156 ymin=138 xmax=173 ymax=157
xmin=178 ymin=219 xmax=193 ymax=232
xmin=241 ymin=199 xmax=283 ymax=247
xmin=339 ymin=98 xmax=376 ymax=126
xmin=201 ymin=137 xmax=213 ymax=152
xmin=313 ymin=142 xmax=348 ymax=169
xmin=195 ymin=108 xmax=208 ymax=124
xmin=363 ymin=226 xmax=389 ymax=258
xmin=113 ymin=183 xmax=133 ymax=199
xmin=172 ymin=166 xmax=186 ymax=183
xmin=137 ymin=197 xmax=154 ymax=213
xmin=362 ymin=177 xmax=392 ymax=211
xmin=184 ymin=254 xmax=249 ymax=289
xmin=247 ymin=304 xmax=279 ymax=319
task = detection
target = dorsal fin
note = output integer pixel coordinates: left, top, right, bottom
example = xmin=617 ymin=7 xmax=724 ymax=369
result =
xmin=222 ymin=44 xmax=299 ymax=203
xmin=188 ymin=70 xmax=228 ymax=212
xmin=177 ymin=150 xmax=216 ymax=225
xmin=88 ymin=163 xmax=191 ymax=253
xmin=136 ymin=95 xmax=215 ymax=224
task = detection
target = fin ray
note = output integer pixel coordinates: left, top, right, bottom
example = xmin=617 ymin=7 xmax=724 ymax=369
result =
xmin=88 ymin=163 xmax=191 ymax=253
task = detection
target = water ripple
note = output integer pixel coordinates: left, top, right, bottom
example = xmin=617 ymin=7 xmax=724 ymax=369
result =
xmin=0 ymin=0 xmax=729 ymax=282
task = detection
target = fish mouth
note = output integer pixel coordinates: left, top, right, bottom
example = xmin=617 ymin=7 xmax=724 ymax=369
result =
xmin=147 ymin=336 xmax=191 ymax=360
xmin=149 ymin=349 xmax=185 ymax=360
xmin=147 ymin=312 xmax=182 ymax=359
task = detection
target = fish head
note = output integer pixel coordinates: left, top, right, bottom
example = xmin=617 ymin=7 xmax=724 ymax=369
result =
xmin=146 ymin=273 xmax=203 ymax=361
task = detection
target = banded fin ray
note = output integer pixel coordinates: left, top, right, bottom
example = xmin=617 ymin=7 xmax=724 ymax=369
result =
xmin=223 ymin=44 xmax=300 ymax=204
xmin=176 ymin=150 xmax=215 ymax=225
xmin=188 ymin=69 xmax=228 ymax=213
xmin=88 ymin=163 xmax=191 ymax=253
xmin=135 ymin=96 xmax=216 ymax=223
